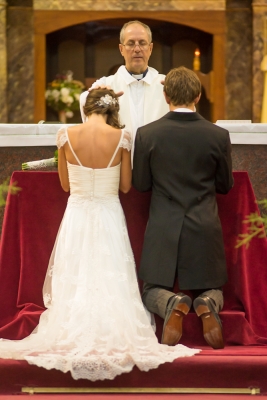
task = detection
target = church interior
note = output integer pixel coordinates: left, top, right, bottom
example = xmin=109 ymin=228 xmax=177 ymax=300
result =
xmin=1 ymin=0 xmax=267 ymax=397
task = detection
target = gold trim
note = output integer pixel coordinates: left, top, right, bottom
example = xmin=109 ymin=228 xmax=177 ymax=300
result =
xmin=21 ymin=387 xmax=261 ymax=395
xmin=33 ymin=0 xmax=226 ymax=12
xmin=7 ymin=6 xmax=32 ymax=9
xmin=226 ymin=9 xmax=251 ymax=12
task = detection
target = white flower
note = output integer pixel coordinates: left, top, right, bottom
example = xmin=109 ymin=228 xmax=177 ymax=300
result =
xmin=96 ymin=94 xmax=118 ymax=107
xmin=45 ymin=73 xmax=84 ymax=113
xmin=61 ymin=95 xmax=73 ymax=104
xmin=65 ymin=111 xmax=74 ymax=118
xmin=60 ymin=87 xmax=70 ymax=96
xmin=103 ymin=95 xmax=113 ymax=104
xmin=66 ymin=96 xmax=74 ymax=104
xmin=61 ymin=96 xmax=69 ymax=104
xmin=52 ymin=89 xmax=60 ymax=99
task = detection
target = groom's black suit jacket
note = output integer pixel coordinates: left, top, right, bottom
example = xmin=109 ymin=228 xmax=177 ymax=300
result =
xmin=132 ymin=111 xmax=234 ymax=290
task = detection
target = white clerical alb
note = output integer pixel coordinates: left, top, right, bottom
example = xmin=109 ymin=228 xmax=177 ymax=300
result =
xmin=79 ymin=66 xmax=169 ymax=161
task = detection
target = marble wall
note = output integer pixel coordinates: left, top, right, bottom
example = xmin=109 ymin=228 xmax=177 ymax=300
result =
xmin=225 ymin=0 xmax=252 ymax=120
xmin=252 ymin=0 xmax=267 ymax=122
xmin=0 ymin=0 xmax=226 ymax=124
xmin=0 ymin=1 xmax=7 ymax=122
xmin=6 ymin=1 xmax=34 ymax=123
xmin=1 ymin=0 xmax=263 ymax=124
xmin=1 ymin=0 xmax=267 ymax=122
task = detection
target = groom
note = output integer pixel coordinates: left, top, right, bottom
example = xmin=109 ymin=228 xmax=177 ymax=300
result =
xmin=132 ymin=67 xmax=233 ymax=349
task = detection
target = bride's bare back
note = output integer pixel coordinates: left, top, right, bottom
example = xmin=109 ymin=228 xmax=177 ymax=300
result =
xmin=65 ymin=115 xmax=124 ymax=169
xmin=57 ymin=114 xmax=132 ymax=193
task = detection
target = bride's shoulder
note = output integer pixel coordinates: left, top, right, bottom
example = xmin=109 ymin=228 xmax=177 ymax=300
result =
xmin=105 ymin=125 xmax=121 ymax=137
xmin=107 ymin=126 xmax=131 ymax=142
xmin=56 ymin=126 xmax=68 ymax=149
xmin=120 ymin=129 xmax=132 ymax=152
xmin=56 ymin=124 xmax=83 ymax=148
xmin=69 ymin=124 xmax=83 ymax=135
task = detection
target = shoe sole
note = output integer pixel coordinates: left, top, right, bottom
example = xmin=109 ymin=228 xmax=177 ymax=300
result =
xmin=161 ymin=299 xmax=191 ymax=346
xmin=194 ymin=303 xmax=224 ymax=349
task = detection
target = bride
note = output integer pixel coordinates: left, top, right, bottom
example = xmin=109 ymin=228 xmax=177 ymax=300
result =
xmin=0 ymin=88 xmax=199 ymax=381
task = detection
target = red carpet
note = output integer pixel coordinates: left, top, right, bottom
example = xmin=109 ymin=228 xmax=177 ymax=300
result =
xmin=0 ymin=171 xmax=267 ymax=394
xmin=0 ymin=346 xmax=267 ymax=394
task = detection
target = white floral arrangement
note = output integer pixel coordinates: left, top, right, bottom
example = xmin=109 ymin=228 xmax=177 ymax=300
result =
xmin=45 ymin=71 xmax=85 ymax=118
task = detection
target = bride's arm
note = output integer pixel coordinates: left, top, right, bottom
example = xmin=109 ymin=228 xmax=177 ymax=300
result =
xmin=119 ymin=148 xmax=132 ymax=193
xmin=58 ymin=147 xmax=70 ymax=192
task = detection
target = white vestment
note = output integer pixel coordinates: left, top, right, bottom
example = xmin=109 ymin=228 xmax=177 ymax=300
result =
xmin=79 ymin=66 xmax=169 ymax=158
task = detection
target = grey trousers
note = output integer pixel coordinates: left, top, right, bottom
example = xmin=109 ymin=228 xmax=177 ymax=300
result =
xmin=142 ymin=282 xmax=224 ymax=319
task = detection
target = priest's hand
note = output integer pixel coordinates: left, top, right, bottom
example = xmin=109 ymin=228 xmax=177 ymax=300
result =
xmin=89 ymin=85 xmax=124 ymax=97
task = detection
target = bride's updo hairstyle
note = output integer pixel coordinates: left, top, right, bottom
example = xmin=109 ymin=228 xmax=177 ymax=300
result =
xmin=83 ymin=88 xmax=125 ymax=129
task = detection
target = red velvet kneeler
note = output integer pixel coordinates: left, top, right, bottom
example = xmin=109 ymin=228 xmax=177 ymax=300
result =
xmin=0 ymin=171 xmax=267 ymax=346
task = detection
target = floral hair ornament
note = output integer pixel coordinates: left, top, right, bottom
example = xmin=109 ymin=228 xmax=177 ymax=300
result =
xmin=96 ymin=94 xmax=118 ymax=108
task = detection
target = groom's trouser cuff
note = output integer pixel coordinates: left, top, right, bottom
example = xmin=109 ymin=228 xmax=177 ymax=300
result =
xmin=142 ymin=282 xmax=175 ymax=319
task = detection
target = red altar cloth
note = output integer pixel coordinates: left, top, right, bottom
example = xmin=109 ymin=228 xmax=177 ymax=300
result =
xmin=0 ymin=171 xmax=267 ymax=346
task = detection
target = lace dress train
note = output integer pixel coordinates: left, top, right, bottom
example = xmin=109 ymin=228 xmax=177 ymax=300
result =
xmin=0 ymin=128 xmax=200 ymax=380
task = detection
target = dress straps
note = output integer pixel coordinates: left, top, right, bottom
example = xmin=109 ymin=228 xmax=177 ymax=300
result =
xmin=65 ymin=127 xmax=83 ymax=166
xmin=66 ymin=127 xmax=125 ymax=168
xmin=107 ymin=129 xmax=124 ymax=168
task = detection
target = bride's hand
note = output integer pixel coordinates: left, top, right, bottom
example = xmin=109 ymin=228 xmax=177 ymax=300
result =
xmin=89 ymin=85 xmax=124 ymax=97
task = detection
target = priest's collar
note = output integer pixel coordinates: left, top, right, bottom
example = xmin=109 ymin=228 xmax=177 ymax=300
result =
xmin=127 ymin=68 xmax=148 ymax=80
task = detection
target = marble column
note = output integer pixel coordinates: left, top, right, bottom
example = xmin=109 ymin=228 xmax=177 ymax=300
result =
xmin=225 ymin=0 xmax=252 ymax=120
xmin=253 ymin=0 xmax=267 ymax=122
xmin=0 ymin=1 xmax=7 ymax=123
xmin=6 ymin=0 xmax=34 ymax=123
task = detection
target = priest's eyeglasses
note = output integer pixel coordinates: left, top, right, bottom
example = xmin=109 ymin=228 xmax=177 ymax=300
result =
xmin=121 ymin=41 xmax=151 ymax=50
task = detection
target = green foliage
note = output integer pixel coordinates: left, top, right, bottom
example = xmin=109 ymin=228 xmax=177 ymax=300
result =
xmin=0 ymin=179 xmax=21 ymax=207
xmin=236 ymin=199 xmax=267 ymax=248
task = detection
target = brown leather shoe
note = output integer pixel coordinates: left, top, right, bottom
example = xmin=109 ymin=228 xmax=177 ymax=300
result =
xmin=193 ymin=295 xmax=224 ymax=349
xmin=161 ymin=293 xmax=192 ymax=346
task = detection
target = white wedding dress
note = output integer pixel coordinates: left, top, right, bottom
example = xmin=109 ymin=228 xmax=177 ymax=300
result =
xmin=0 ymin=127 xmax=200 ymax=381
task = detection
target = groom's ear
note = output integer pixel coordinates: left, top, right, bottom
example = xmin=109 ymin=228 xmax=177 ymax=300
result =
xmin=163 ymin=91 xmax=170 ymax=105
xmin=194 ymin=93 xmax=201 ymax=105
